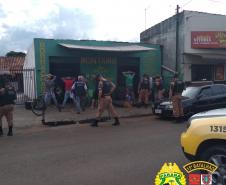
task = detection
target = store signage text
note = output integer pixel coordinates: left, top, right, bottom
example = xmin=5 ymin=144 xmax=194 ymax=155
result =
xmin=191 ymin=31 xmax=226 ymax=48
xmin=39 ymin=41 xmax=46 ymax=93
xmin=81 ymin=56 xmax=116 ymax=65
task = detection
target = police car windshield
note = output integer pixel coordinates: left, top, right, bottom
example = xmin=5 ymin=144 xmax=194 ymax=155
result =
xmin=182 ymin=87 xmax=199 ymax=99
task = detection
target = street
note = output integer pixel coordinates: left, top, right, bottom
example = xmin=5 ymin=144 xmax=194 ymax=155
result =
xmin=0 ymin=116 xmax=188 ymax=185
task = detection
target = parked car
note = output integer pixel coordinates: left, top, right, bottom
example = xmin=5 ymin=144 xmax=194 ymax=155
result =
xmin=181 ymin=109 xmax=226 ymax=185
xmin=154 ymin=84 xmax=226 ymax=118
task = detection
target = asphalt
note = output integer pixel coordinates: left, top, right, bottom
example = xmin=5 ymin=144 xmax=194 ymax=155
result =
xmin=0 ymin=116 xmax=189 ymax=185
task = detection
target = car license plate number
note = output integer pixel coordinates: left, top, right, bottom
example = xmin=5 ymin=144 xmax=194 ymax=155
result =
xmin=155 ymin=109 xmax=162 ymax=114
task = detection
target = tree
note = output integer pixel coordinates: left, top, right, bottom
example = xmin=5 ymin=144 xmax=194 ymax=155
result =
xmin=5 ymin=51 xmax=26 ymax=57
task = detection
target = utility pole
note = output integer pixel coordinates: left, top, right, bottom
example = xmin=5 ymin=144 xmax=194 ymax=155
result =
xmin=175 ymin=5 xmax=180 ymax=73
xmin=144 ymin=5 xmax=151 ymax=30
xmin=145 ymin=8 xmax=147 ymax=30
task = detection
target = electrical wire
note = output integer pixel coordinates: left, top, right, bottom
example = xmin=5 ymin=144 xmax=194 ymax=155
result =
xmin=181 ymin=0 xmax=194 ymax=8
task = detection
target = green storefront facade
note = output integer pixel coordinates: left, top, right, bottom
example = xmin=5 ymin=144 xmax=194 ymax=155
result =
xmin=32 ymin=38 xmax=161 ymax=97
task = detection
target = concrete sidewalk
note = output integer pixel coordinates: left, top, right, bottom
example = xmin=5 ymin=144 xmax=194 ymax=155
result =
xmin=1 ymin=104 xmax=152 ymax=128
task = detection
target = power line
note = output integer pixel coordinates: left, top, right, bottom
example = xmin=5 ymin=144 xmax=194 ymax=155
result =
xmin=208 ymin=0 xmax=222 ymax=3
xmin=181 ymin=0 xmax=193 ymax=8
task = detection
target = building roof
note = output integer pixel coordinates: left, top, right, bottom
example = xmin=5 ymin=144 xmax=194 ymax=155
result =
xmin=59 ymin=43 xmax=155 ymax=52
xmin=0 ymin=57 xmax=25 ymax=71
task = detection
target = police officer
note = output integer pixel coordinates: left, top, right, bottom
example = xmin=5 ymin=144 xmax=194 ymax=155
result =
xmin=138 ymin=74 xmax=151 ymax=107
xmin=169 ymin=73 xmax=185 ymax=123
xmin=91 ymin=75 xmax=120 ymax=127
xmin=0 ymin=72 xmax=16 ymax=136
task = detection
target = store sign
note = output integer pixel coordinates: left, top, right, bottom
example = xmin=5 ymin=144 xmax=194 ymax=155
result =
xmin=191 ymin=31 xmax=226 ymax=48
xmin=81 ymin=56 xmax=116 ymax=65
xmin=39 ymin=41 xmax=46 ymax=93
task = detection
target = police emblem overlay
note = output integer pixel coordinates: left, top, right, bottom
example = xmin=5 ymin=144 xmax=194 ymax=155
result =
xmin=155 ymin=163 xmax=186 ymax=185
xmin=201 ymin=174 xmax=212 ymax=185
xmin=183 ymin=161 xmax=216 ymax=185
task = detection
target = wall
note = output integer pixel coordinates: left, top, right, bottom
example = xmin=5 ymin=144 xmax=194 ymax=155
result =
xmin=32 ymin=39 xmax=161 ymax=96
xmin=141 ymin=11 xmax=226 ymax=83
xmin=140 ymin=12 xmax=185 ymax=86
xmin=23 ymin=42 xmax=36 ymax=99
xmin=184 ymin=11 xmax=226 ymax=54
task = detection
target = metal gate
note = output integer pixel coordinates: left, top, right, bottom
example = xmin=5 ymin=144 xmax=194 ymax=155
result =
xmin=6 ymin=69 xmax=36 ymax=104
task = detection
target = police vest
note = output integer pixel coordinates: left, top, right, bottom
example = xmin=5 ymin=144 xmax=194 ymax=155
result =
xmin=140 ymin=79 xmax=150 ymax=90
xmin=0 ymin=87 xmax=16 ymax=106
xmin=102 ymin=81 xmax=112 ymax=96
xmin=173 ymin=80 xmax=185 ymax=94
xmin=74 ymin=81 xmax=86 ymax=96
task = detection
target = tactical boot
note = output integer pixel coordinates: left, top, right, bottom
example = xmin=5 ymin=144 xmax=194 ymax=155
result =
xmin=7 ymin=126 xmax=13 ymax=136
xmin=112 ymin=117 xmax=120 ymax=126
xmin=0 ymin=127 xmax=3 ymax=137
xmin=91 ymin=119 xmax=98 ymax=127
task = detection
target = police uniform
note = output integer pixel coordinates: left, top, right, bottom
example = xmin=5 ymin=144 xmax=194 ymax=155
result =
xmin=0 ymin=83 xmax=16 ymax=136
xmin=170 ymin=78 xmax=185 ymax=121
xmin=91 ymin=79 xmax=120 ymax=127
xmin=138 ymin=76 xmax=150 ymax=106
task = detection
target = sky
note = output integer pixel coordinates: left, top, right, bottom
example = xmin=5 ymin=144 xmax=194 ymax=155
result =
xmin=0 ymin=0 xmax=226 ymax=55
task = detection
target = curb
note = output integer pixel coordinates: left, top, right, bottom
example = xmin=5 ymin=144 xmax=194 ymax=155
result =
xmin=43 ymin=113 xmax=152 ymax=127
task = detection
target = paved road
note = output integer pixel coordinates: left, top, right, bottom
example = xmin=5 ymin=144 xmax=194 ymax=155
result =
xmin=0 ymin=116 xmax=189 ymax=185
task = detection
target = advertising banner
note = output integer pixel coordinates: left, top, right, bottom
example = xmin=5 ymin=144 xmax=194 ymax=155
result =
xmin=191 ymin=31 xmax=226 ymax=48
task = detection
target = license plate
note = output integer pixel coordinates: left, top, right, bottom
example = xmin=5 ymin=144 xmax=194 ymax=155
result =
xmin=155 ymin=109 xmax=162 ymax=114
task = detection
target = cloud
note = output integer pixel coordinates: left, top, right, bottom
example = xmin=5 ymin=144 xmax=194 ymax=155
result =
xmin=0 ymin=5 xmax=95 ymax=55
xmin=0 ymin=4 xmax=6 ymax=18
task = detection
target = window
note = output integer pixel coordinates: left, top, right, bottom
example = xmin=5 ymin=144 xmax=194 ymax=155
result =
xmin=212 ymin=85 xmax=224 ymax=95
xmin=222 ymin=86 xmax=226 ymax=94
xmin=215 ymin=65 xmax=224 ymax=81
xmin=191 ymin=65 xmax=213 ymax=81
xmin=199 ymin=87 xmax=212 ymax=98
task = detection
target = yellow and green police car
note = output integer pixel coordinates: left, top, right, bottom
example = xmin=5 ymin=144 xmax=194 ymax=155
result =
xmin=181 ymin=108 xmax=226 ymax=184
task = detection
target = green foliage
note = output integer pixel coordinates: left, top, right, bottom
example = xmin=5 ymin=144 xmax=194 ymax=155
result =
xmin=6 ymin=51 xmax=26 ymax=57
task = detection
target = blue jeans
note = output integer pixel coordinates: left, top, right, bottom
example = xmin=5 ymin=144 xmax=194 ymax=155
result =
xmin=73 ymin=96 xmax=82 ymax=113
xmin=62 ymin=91 xmax=72 ymax=107
xmin=44 ymin=91 xmax=58 ymax=107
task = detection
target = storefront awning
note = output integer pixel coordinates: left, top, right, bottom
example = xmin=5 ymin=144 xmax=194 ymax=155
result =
xmin=184 ymin=53 xmax=226 ymax=60
xmin=59 ymin=43 xmax=155 ymax=52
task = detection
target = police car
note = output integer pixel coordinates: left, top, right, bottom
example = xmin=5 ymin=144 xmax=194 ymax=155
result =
xmin=181 ymin=109 xmax=226 ymax=184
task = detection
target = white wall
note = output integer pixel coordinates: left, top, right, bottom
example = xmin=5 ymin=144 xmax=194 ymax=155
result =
xmin=184 ymin=11 xmax=226 ymax=54
xmin=23 ymin=41 xmax=37 ymax=99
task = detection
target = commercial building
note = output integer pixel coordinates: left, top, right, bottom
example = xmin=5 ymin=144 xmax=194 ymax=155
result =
xmin=24 ymin=38 xmax=161 ymax=98
xmin=141 ymin=10 xmax=226 ymax=83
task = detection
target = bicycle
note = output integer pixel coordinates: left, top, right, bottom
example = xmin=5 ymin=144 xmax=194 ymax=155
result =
xmin=31 ymin=94 xmax=46 ymax=116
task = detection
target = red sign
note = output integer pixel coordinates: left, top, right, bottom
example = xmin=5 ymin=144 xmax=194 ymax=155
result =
xmin=191 ymin=31 xmax=226 ymax=48
xmin=189 ymin=174 xmax=201 ymax=185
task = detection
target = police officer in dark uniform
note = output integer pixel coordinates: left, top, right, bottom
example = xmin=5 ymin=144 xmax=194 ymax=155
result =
xmin=0 ymin=72 xmax=16 ymax=136
xmin=91 ymin=74 xmax=120 ymax=127
xmin=169 ymin=73 xmax=185 ymax=123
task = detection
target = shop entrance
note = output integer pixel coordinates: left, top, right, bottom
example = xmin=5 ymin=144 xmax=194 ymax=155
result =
xmin=117 ymin=57 xmax=140 ymax=99
xmin=191 ymin=65 xmax=213 ymax=81
xmin=49 ymin=57 xmax=80 ymax=78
